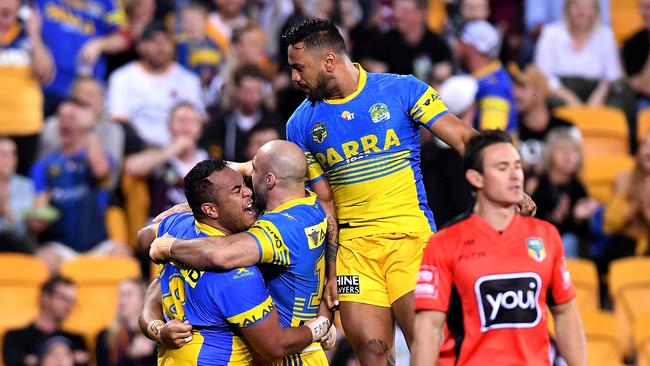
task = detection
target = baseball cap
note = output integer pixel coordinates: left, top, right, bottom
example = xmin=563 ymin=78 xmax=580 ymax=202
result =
xmin=459 ymin=20 xmax=501 ymax=58
xmin=438 ymin=75 xmax=478 ymax=116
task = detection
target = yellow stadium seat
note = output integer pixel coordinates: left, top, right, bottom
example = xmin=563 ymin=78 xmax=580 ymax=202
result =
xmin=581 ymin=155 xmax=634 ymax=204
xmin=554 ymin=106 xmax=629 ymax=156
xmin=121 ymin=173 xmax=150 ymax=249
xmin=427 ymin=0 xmax=447 ymax=33
xmin=638 ymin=109 xmax=650 ymax=143
xmin=0 ymin=254 xmax=49 ymax=331
xmin=608 ymin=257 xmax=650 ymax=358
xmin=610 ymin=0 xmax=643 ymax=46
xmin=566 ymin=258 xmax=600 ymax=313
xmin=582 ymin=310 xmax=623 ymax=366
xmin=60 ymin=256 xmax=140 ymax=341
xmin=106 ymin=205 xmax=128 ymax=244
xmin=636 ymin=313 xmax=650 ymax=366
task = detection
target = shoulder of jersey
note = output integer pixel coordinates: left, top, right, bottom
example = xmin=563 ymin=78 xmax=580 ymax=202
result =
xmin=520 ymin=214 xmax=558 ymax=233
xmin=368 ymin=72 xmax=414 ymax=91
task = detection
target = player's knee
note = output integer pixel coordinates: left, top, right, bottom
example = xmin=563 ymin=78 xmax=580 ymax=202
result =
xmin=357 ymin=338 xmax=395 ymax=366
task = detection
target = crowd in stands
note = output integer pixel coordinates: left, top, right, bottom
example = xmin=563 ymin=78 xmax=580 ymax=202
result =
xmin=1 ymin=0 xmax=650 ymax=364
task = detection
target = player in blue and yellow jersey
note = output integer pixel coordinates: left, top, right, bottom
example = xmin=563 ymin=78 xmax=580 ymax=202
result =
xmin=138 ymin=159 xmax=331 ymax=365
xmin=273 ymin=18 xmax=480 ymax=366
xmin=150 ymin=141 xmax=334 ymax=365
xmin=456 ymin=20 xmax=518 ymax=132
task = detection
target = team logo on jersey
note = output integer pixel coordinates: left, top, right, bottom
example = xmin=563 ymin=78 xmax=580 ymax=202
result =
xmin=474 ymin=272 xmax=542 ymax=332
xmin=369 ymin=103 xmax=390 ymax=123
xmin=526 ymin=238 xmax=546 ymax=262
xmin=311 ymin=122 xmax=328 ymax=143
xmin=341 ymin=111 xmax=355 ymax=120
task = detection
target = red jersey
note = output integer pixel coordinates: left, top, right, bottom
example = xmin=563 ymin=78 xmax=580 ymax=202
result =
xmin=415 ymin=213 xmax=575 ymax=366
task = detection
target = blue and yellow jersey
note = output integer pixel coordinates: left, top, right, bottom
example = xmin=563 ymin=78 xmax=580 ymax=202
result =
xmin=157 ymin=213 xmax=274 ymax=365
xmin=286 ymin=65 xmax=448 ymax=241
xmin=176 ymin=35 xmax=224 ymax=79
xmin=245 ymin=191 xmax=327 ymax=359
xmin=0 ymin=22 xmax=42 ymax=136
xmin=37 ymin=0 xmax=124 ymax=96
xmin=473 ymin=61 xmax=518 ymax=132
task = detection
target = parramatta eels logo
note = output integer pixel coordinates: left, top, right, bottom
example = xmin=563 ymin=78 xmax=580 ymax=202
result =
xmin=369 ymin=103 xmax=390 ymax=123
xmin=312 ymin=122 xmax=327 ymax=143
xmin=526 ymin=238 xmax=546 ymax=262
xmin=341 ymin=111 xmax=354 ymax=120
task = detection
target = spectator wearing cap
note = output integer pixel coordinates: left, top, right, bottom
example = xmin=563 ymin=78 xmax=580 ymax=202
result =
xmin=510 ymin=64 xmax=579 ymax=174
xmin=3 ymin=276 xmax=88 ymax=366
xmin=456 ymin=20 xmax=518 ymax=132
xmin=107 ymin=22 xmax=204 ymax=148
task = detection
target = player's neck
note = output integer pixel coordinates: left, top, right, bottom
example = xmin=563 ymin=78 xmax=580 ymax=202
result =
xmin=265 ymin=185 xmax=306 ymax=212
xmin=331 ymin=60 xmax=361 ymax=100
xmin=199 ymin=217 xmax=233 ymax=235
xmin=474 ymin=198 xmax=517 ymax=232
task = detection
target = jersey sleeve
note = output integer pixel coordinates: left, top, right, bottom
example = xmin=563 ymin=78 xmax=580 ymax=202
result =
xmin=156 ymin=212 xmax=188 ymax=238
xmin=547 ymin=226 xmax=576 ymax=306
xmin=216 ymin=267 xmax=275 ymax=328
xmin=403 ymin=75 xmax=449 ymax=129
xmin=478 ymin=95 xmax=512 ymax=131
xmin=29 ymin=158 xmax=49 ymax=193
xmin=286 ymin=114 xmax=325 ymax=185
xmin=101 ymin=0 xmax=125 ymax=34
xmin=244 ymin=217 xmax=291 ymax=266
xmin=415 ymin=232 xmax=454 ymax=312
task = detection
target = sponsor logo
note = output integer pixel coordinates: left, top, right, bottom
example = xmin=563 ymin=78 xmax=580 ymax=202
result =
xmin=233 ymin=267 xmax=255 ymax=279
xmin=527 ymin=238 xmax=546 ymax=262
xmin=337 ymin=275 xmax=360 ymax=294
xmin=416 ymin=265 xmax=439 ymax=298
xmin=311 ymin=122 xmax=328 ymax=143
xmin=313 ymin=128 xmax=401 ymax=168
xmin=474 ymin=272 xmax=542 ymax=332
xmin=341 ymin=111 xmax=355 ymax=120
xmin=369 ymin=103 xmax=390 ymax=123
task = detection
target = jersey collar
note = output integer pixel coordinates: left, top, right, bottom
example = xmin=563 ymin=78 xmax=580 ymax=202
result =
xmin=472 ymin=60 xmax=502 ymax=79
xmin=195 ymin=220 xmax=227 ymax=237
xmin=323 ymin=63 xmax=367 ymax=105
xmin=269 ymin=190 xmax=318 ymax=213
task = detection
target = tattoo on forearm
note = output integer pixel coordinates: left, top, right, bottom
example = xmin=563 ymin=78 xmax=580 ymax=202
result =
xmin=326 ymin=215 xmax=339 ymax=263
xmin=367 ymin=339 xmax=396 ymax=366
xmin=326 ymin=242 xmax=338 ymax=263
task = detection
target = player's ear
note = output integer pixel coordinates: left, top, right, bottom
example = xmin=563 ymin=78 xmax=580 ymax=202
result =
xmin=266 ymin=173 xmax=276 ymax=190
xmin=465 ymin=169 xmax=483 ymax=189
xmin=324 ymin=52 xmax=336 ymax=72
xmin=201 ymin=202 xmax=219 ymax=219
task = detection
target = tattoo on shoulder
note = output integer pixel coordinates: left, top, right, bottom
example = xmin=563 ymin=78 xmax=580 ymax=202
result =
xmin=367 ymin=339 xmax=396 ymax=366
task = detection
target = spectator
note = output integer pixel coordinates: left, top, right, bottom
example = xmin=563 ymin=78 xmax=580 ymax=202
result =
xmin=205 ymin=0 xmax=248 ymax=52
xmin=95 ymin=279 xmax=156 ymax=366
xmin=363 ymin=0 xmax=453 ymax=84
xmin=0 ymin=137 xmax=36 ymax=253
xmin=30 ymin=99 xmax=126 ymax=273
xmin=510 ymin=64 xmax=578 ymax=173
xmin=3 ymin=276 xmax=89 ymax=366
xmin=107 ymin=21 xmax=203 ymax=148
xmin=0 ymin=0 xmax=53 ymax=175
xmin=124 ymin=102 xmax=208 ymax=218
xmin=622 ymin=0 xmax=650 ymax=112
xmin=526 ymin=128 xmax=599 ymax=257
xmin=534 ymin=0 xmax=624 ymax=108
xmin=176 ymin=2 xmax=225 ymax=108
xmin=249 ymin=0 xmax=295 ymax=61
xmin=525 ymin=0 xmax=610 ymax=39
xmin=456 ymin=20 xmax=518 ymax=132
xmin=38 ymin=76 xmax=125 ymax=182
xmin=105 ymin=0 xmax=156 ymax=76
xmin=201 ymin=64 xmax=282 ymax=162
xmin=37 ymin=336 xmax=75 ymax=366
xmin=36 ymin=0 xmax=128 ymax=117
xmin=242 ymin=122 xmax=281 ymax=161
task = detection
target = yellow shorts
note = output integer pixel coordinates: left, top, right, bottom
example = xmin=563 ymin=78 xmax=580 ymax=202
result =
xmin=261 ymin=348 xmax=328 ymax=366
xmin=336 ymin=232 xmax=432 ymax=307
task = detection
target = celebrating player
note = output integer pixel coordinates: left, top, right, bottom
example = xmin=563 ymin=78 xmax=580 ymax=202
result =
xmin=411 ymin=130 xmax=586 ymax=366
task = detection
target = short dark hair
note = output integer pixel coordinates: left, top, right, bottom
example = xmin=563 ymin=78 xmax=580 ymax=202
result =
xmin=233 ymin=64 xmax=268 ymax=86
xmin=184 ymin=159 xmax=228 ymax=219
xmin=140 ymin=21 xmax=170 ymax=41
xmin=463 ymin=130 xmax=514 ymax=173
xmin=41 ymin=276 xmax=75 ymax=295
xmin=282 ymin=17 xmax=346 ymax=53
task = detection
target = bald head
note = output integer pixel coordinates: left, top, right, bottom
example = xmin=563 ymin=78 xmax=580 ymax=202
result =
xmin=255 ymin=140 xmax=307 ymax=184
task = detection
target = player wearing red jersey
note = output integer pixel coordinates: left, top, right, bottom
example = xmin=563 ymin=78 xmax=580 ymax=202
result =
xmin=411 ymin=130 xmax=586 ymax=366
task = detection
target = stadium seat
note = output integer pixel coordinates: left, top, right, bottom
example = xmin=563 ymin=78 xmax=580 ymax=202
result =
xmin=121 ymin=172 xmax=150 ymax=249
xmin=608 ymin=257 xmax=650 ymax=358
xmin=610 ymin=0 xmax=643 ymax=46
xmin=581 ymin=155 xmax=635 ymax=204
xmin=60 ymin=256 xmax=140 ymax=341
xmin=106 ymin=205 xmax=129 ymax=244
xmin=638 ymin=109 xmax=650 ymax=143
xmin=554 ymin=106 xmax=629 ymax=156
xmin=582 ymin=310 xmax=623 ymax=366
xmin=0 ymin=254 xmax=49 ymax=330
xmin=636 ymin=313 xmax=650 ymax=366
xmin=566 ymin=258 xmax=599 ymax=313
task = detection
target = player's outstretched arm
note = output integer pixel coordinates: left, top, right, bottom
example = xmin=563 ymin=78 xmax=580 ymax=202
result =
xmin=150 ymin=232 xmax=261 ymax=270
xmin=311 ymin=178 xmax=340 ymax=311
xmin=428 ymin=113 xmax=478 ymax=157
xmin=411 ymin=310 xmax=446 ymax=366
xmin=227 ymin=160 xmax=253 ymax=177
xmin=138 ymin=279 xmax=164 ymax=343
xmin=137 ymin=223 xmax=159 ymax=255
xmin=551 ymin=299 xmax=587 ymax=366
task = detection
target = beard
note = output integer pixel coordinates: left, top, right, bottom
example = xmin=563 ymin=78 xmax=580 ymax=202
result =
xmin=305 ymin=72 xmax=335 ymax=102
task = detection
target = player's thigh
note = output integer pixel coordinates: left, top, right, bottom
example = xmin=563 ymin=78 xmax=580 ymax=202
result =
xmin=298 ymin=349 xmax=328 ymax=366
xmin=339 ymin=301 xmax=395 ymax=357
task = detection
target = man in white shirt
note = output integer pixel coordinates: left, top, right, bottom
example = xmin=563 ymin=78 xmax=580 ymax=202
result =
xmin=107 ymin=22 xmax=204 ymax=147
